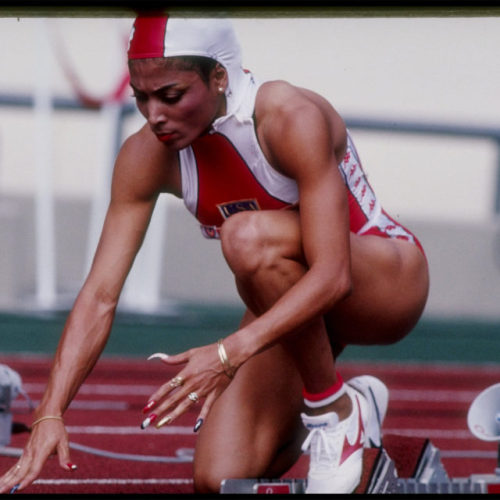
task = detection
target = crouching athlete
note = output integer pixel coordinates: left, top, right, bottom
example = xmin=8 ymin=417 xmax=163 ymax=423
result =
xmin=0 ymin=14 xmax=429 ymax=494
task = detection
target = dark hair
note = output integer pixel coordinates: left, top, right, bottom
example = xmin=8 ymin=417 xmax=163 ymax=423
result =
xmin=128 ymin=55 xmax=218 ymax=86
xmin=169 ymin=56 xmax=218 ymax=85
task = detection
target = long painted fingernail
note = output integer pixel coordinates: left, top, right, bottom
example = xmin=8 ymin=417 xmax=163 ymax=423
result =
xmin=141 ymin=413 xmax=157 ymax=429
xmin=67 ymin=463 xmax=78 ymax=471
xmin=147 ymin=353 xmax=169 ymax=361
xmin=155 ymin=415 xmax=172 ymax=428
xmin=193 ymin=418 xmax=204 ymax=433
xmin=9 ymin=484 xmax=20 ymax=494
xmin=142 ymin=400 xmax=156 ymax=414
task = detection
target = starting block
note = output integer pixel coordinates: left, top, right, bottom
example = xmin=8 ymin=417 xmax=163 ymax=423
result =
xmin=220 ymin=447 xmax=398 ymax=494
xmin=219 ymin=435 xmax=454 ymax=494
xmin=383 ymin=434 xmax=452 ymax=493
xmin=221 ymin=384 xmax=500 ymax=493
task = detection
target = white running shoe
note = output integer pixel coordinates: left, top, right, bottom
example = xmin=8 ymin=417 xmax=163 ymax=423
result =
xmin=300 ymin=375 xmax=389 ymax=494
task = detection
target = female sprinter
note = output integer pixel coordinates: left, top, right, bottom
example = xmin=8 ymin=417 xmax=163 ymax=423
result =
xmin=0 ymin=14 xmax=429 ymax=494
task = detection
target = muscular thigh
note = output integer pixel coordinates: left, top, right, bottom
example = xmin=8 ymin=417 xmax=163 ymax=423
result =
xmin=223 ymin=209 xmax=429 ymax=346
xmin=326 ymin=234 xmax=429 ymax=345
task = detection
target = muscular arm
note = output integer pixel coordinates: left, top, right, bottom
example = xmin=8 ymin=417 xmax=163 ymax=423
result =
xmin=0 ymin=124 xmax=178 ymax=493
xmin=37 ymin=125 xmax=178 ymax=417
xmin=37 ymin=194 xmax=155 ymax=417
xmin=0 ymin=121 xmax=181 ymax=493
xmin=226 ymin=81 xmax=351 ymax=365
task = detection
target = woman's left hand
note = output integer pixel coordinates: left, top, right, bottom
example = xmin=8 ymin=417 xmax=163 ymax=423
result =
xmin=141 ymin=341 xmax=233 ymax=432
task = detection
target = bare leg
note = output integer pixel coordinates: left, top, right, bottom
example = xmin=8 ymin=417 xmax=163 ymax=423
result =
xmin=325 ymin=232 xmax=429 ymax=344
xmin=193 ymin=338 xmax=306 ymax=493
xmin=193 ymin=210 xmax=429 ymax=492
xmin=220 ymin=210 xmax=339 ymax=397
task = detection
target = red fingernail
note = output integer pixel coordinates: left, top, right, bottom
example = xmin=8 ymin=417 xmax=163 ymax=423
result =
xmin=67 ymin=463 xmax=78 ymax=471
xmin=142 ymin=400 xmax=156 ymax=414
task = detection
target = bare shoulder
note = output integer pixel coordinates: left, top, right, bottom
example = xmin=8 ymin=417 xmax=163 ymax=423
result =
xmin=255 ymin=81 xmax=313 ymax=123
xmin=255 ymin=81 xmax=347 ymax=169
xmin=113 ymin=124 xmax=181 ymax=201
xmin=256 ymin=80 xmax=343 ymax=125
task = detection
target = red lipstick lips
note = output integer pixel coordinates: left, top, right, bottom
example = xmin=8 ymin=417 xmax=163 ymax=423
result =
xmin=156 ymin=133 xmax=175 ymax=143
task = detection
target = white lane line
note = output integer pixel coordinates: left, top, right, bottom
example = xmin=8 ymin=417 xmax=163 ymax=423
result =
xmin=21 ymin=383 xmax=483 ymax=403
xmin=389 ymin=389 xmax=480 ymax=403
xmin=33 ymin=478 xmax=193 ymax=485
xmin=69 ymin=426 xmax=474 ymax=439
xmin=342 ymin=361 xmax=500 ymax=376
xmin=23 ymin=383 xmax=156 ymax=395
xmin=384 ymin=428 xmax=475 ymax=439
xmin=62 ymin=425 xmax=475 ymax=440
xmin=441 ymin=450 xmax=498 ymax=459
xmin=10 ymin=387 xmax=481 ymax=414
xmin=68 ymin=442 xmax=194 ymax=462
xmin=66 ymin=425 xmax=193 ymax=435
xmin=12 ymin=400 xmax=129 ymax=410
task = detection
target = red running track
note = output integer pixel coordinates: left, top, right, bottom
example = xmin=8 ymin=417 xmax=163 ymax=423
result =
xmin=0 ymin=355 xmax=499 ymax=494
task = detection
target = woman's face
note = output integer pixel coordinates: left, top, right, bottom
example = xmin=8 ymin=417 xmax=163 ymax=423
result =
xmin=129 ymin=58 xmax=227 ymax=150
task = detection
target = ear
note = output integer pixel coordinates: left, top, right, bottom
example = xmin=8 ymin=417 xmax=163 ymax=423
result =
xmin=212 ymin=63 xmax=228 ymax=93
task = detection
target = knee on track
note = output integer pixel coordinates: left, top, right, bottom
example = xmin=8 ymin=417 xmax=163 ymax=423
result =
xmin=193 ymin=464 xmax=245 ymax=494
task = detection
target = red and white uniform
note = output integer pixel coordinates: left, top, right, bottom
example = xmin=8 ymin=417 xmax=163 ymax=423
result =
xmin=179 ymin=73 xmax=423 ymax=253
xmin=127 ymin=15 xmax=422 ymax=250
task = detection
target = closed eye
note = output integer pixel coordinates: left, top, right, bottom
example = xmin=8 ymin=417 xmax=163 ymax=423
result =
xmin=159 ymin=91 xmax=185 ymax=105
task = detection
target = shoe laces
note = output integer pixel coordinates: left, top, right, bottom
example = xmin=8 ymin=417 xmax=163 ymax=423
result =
xmin=301 ymin=423 xmax=343 ymax=471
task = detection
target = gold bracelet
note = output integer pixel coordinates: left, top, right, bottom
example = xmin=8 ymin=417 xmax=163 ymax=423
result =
xmin=217 ymin=339 xmax=236 ymax=379
xmin=31 ymin=415 xmax=64 ymax=427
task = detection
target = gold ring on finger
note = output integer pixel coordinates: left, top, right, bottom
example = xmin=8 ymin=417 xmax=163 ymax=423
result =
xmin=188 ymin=392 xmax=199 ymax=403
xmin=169 ymin=376 xmax=184 ymax=388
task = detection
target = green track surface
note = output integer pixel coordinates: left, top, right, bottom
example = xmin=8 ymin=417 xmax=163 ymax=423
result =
xmin=1 ymin=304 xmax=499 ymax=365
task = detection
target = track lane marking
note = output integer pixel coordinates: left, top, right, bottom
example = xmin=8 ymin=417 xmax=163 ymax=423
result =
xmin=66 ymin=425 xmax=193 ymax=434
xmin=58 ymin=425 xmax=477 ymax=441
xmin=19 ymin=384 xmax=485 ymax=403
xmin=385 ymin=428 xmax=477 ymax=439
xmin=33 ymin=478 xmax=193 ymax=485
xmin=22 ymin=383 xmax=157 ymax=394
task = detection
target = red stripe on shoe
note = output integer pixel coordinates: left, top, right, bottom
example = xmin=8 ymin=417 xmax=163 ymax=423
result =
xmin=340 ymin=395 xmax=365 ymax=465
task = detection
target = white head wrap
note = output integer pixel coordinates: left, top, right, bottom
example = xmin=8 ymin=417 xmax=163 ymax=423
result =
xmin=128 ymin=15 xmax=247 ymax=114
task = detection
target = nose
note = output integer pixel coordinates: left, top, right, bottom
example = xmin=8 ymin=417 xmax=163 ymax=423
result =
xmin=146 ymin=99 xmax=168 ymax=127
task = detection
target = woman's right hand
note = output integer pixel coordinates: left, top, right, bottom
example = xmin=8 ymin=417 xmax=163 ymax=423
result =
xmin=0 ymin=418 xmax=77 ymax=494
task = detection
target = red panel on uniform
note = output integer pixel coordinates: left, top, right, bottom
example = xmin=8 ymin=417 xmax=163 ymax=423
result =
xmin=191 ymin=132 xmax=290 ymax=227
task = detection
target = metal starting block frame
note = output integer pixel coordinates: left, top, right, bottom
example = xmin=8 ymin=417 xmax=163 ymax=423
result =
xmin=220 ymin=478 xmax=306 ymax=494
xmin=220 ymin=435 xmax=500 ymax=494
xmin=391 ymin=436 xmax=500 ymax=493
xmin=397 ymin=476 xmax=500 ymax=494
xmin=220 ymin=448 xmax=398 ymax=494
xmin=392 ymin=436 xmax=450 ymax=492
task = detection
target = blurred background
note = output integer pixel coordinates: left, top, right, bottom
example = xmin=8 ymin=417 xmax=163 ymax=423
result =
xmin=1 ymin=9 xmax=500 ymax=361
